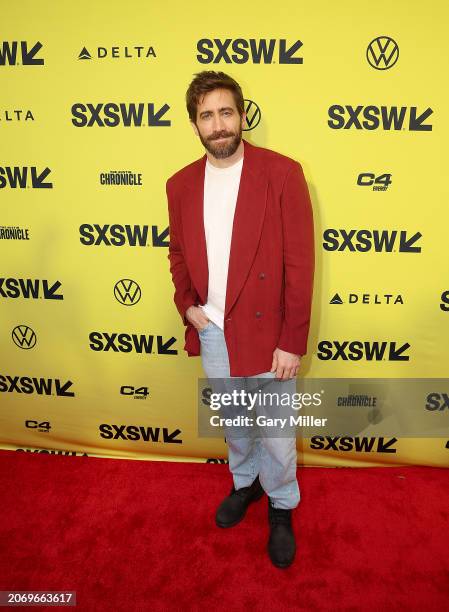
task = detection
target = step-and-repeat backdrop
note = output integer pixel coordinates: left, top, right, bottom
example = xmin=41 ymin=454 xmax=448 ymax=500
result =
xmin=1 ymin=1 xmax=448 ymax=467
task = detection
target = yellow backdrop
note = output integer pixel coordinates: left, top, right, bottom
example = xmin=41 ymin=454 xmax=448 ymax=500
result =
xmin=1 ymin=0 xmax=448 ymax=467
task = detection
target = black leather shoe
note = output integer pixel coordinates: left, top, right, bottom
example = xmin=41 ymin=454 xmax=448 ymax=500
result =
xmin=267 ymin=497 xmax=296 ymax=568
xmin=215 ymin=475 xmax=264 ymax=528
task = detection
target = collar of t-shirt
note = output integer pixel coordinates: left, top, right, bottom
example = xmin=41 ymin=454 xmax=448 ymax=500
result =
xmin=206 ymin=155 xmax=244 ymax=175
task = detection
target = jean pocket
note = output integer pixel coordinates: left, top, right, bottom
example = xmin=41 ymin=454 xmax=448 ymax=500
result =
xmin=198 ymin=321 xmax=212 ymax=334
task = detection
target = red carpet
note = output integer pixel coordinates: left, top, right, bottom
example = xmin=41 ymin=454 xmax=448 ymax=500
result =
xmin=0 ymin=450 xmax=448 ymax=611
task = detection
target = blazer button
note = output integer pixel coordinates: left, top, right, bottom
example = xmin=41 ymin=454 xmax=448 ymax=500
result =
xmin=258 ymin=272 xmax=266 ymax=280
xmin=255 ymin=311 xmax=262 ymax=318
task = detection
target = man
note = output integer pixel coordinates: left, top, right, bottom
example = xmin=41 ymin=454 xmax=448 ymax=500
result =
xmin=166 ymin=71 xmax=315 ymax=568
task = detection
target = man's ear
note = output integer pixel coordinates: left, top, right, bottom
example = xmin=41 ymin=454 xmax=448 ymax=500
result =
xmin=190 ymin=120 xmax=199 ymax=137
xmin=241 ymin=112 xmax=247 ymax=130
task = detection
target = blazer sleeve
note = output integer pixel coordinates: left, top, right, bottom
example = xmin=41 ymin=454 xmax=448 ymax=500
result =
xmin=166 ymin=178 xmax=198 ymax=326
xmin=277 ymin=161 xmax=315 ymax=356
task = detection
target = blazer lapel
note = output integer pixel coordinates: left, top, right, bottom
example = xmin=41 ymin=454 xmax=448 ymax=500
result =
xmin=180 ymin=138 xmax=269 ymax=318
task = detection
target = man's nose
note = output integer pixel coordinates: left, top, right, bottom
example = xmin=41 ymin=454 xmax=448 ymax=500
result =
xmin=211 ymin=114 xmax=226 ymax=133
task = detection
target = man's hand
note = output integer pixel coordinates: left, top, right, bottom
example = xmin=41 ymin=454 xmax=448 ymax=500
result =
xmin=185 ymin=305 xmax=211 ymax=332
xmin=271 ymin=347 xmax=301 ymax=380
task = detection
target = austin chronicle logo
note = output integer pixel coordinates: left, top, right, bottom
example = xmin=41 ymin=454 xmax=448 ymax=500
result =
xmin=12 ymin=325 xmax=37 ymax=349
xmin=243 ymin=99 xmax=261 ymax=130
xmin=114 ymin=279 xmax=142 ymax=305
xmin=366 ymin=36 xmax=399 ymax=70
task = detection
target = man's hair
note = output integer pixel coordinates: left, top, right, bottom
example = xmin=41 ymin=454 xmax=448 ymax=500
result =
xmin=185 ymin=70 xmax=245 ymax=124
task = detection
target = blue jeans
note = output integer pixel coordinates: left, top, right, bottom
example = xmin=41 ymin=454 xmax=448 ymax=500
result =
xmin=199 ymin=320 xmax=300 ymax=510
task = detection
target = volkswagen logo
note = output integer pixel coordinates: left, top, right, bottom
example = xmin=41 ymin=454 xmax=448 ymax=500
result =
xmin=366 ymin=36 xmax=399 ymax=70
xmin=114 ymin=279 xmax=142 ymax=305
xmin=243 ymin=99 xmax=261 ymax=130
xmin=12 ymin=325 xmax=37 ymax=349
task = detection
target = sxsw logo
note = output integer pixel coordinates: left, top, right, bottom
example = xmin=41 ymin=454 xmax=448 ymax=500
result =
xmin=0 ymin=167 xmax=52 ymax=189
xmin=197 ymin=39 xmax=303 ymax=64
xmin=310 ymin=436 xmax=397 ymax=453
xmin=425 ymin=393 xmax=449 ymax=411
xmin=0 ymin=374 xmax=75 ymax=397
xmin=440 ymin=291 xmax=449 ymax=312
xmin=0 ymin=278 xmax=63 ymax=300
xmin=89 ymin=332 xmax=177 ymax=355
xmin=99 ymin=423 xmax=182 ymax=444
xmin=79 ymin=224 xmax=169 ymax=247
xmin=328 ymin=105 xmax=432 ymax=131
xmin=71 ymin=103 xmax=170 ymax=127
xmin=317 ymin=341 xmax=410 ymax=361
xmin=323 ymin=229 xmax=422 ymax=253
xmin=0 ymin=41 xmax=44 ymax=65
xmin=16 ymin=448 xmax=88 ymax=456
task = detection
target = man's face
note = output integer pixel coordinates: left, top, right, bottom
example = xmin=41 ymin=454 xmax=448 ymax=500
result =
xmin=191 ymin=88 xmax=246 ymax=159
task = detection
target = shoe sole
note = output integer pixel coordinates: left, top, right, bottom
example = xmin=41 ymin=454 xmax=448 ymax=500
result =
xmin=215 ymin=489 xmax=265 ymax=528
xmin=270 ymin=559 xmax=294 ymax=569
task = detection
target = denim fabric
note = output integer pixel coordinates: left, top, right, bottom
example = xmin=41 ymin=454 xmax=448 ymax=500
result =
xmin=199 ymin=320 xmax=300 ymax=509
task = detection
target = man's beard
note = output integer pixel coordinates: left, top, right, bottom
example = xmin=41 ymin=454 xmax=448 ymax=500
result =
xmin=198 ymin=124 xmax=243 ymax=160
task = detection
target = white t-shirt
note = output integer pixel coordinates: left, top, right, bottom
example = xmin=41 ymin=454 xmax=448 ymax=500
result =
xmin=198 ymin=155 xmax=244 ymax=330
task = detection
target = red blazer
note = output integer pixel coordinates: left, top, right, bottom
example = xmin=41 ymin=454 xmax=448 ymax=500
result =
xmin=166 ymin=138 xmax=315 ymax=377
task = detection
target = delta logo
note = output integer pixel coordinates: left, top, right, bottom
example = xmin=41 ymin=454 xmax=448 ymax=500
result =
xmin=0 ymin=109 xmax=34 ymax=122
xmin=78 ymin=45 xmax=156 ymax=60
xmin=329 ymin=293 xmax=404 ymax=306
